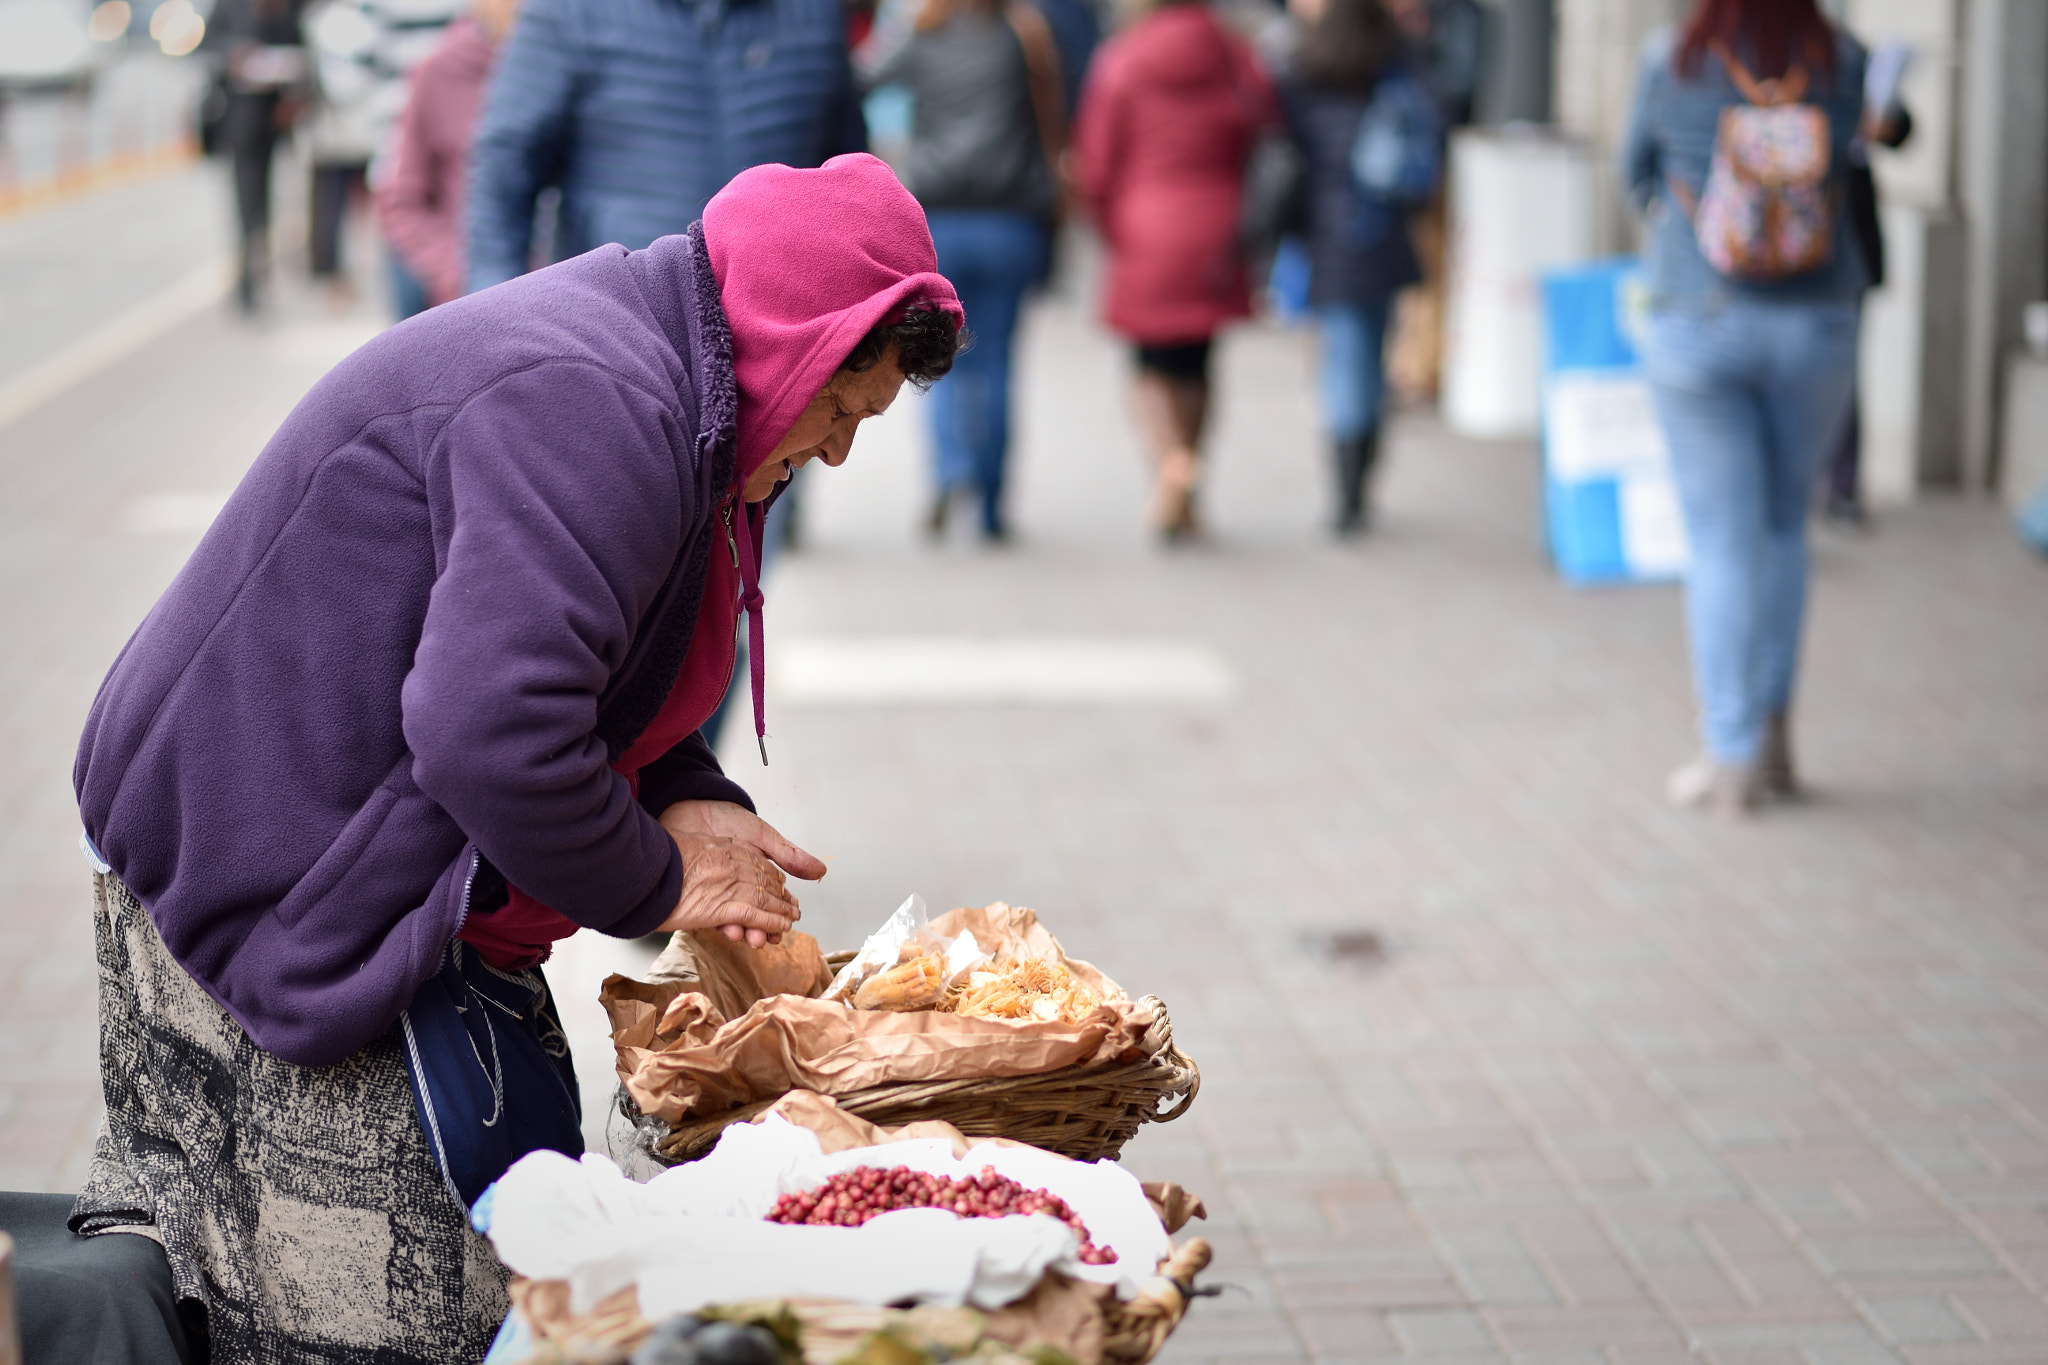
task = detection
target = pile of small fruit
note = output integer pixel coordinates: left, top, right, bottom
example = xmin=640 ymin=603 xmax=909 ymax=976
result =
xmin=764 ymin=1163 xmax=1119 ymax=1265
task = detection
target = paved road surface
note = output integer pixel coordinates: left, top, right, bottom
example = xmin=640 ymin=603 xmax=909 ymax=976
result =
xmin=3 ymin=166 xmax=2047 ymax=1365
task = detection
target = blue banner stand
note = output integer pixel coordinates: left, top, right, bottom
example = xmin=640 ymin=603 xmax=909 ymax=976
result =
xmin=1539 ymin=260 xmax=1689 ymax=585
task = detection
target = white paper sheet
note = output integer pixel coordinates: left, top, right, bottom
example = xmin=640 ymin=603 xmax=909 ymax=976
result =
xmin=483 ymin=1115 xmax=1171 ymax=1316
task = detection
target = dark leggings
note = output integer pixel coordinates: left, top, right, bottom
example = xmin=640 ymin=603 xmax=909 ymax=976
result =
xmin=309 ymin=162 xmax=367 ymax=278
xmin=225 ymin=93 xmax=280 ymax=240
xmin=226 ymin=93 xmax=280 ymax=306
xmin=1133 ymin=338 xmax=1212 ymax=383
xmin=0 ymin=1191 xmax=200 ymax=1364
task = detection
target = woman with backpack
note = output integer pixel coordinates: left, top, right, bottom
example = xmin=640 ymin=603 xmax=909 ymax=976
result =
xmin=1621 ymin=0 xmax=1866 ymax=817
xmin=1073 ymin=0 xmax=1274 ymax=542
xmin=1279 ymin=0 xmax=1430 ymax=534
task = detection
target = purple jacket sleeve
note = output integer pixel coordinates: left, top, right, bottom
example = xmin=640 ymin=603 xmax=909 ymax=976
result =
xmin=637 ymin=730 xmax=755 ymax=819
xmin=402 ymin=360 xmax=691 ymax=937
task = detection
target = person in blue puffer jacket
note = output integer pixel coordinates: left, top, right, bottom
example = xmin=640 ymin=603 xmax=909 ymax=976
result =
xmin=464 ymin=0 xmax=868 ymax=294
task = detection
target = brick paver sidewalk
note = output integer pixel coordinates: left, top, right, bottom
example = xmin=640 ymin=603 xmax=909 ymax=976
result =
xmin=715 ymin=277 xmax=2048 ymax=1365
xmin=3 ymin=177 xmax=2044 ymax=1363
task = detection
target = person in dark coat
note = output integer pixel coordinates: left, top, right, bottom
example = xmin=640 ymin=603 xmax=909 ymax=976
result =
xmin=47 ymin=155 xmax=961 ymax=1363
xmin=202 ymin=0 xmax=310 ymax=312
xmin=465 ymin=0 xmax=869 ymax=293
xmin=1072 ymin=0 xmax=1274 ymax=541
xmin=1280 ymin=0 xmax=1421 ymax=533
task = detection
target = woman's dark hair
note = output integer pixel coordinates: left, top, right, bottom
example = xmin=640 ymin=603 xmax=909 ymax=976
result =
xmin=1675 ymin=0 xmax=1835 ymax=81
xmin=843 ymin=305 xmax=967 ymax=390
xmin=1294 ymin=0 xmax=1399 ymax=96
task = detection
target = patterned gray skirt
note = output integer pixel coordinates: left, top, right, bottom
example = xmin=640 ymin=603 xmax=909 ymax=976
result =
xmin=71 ymin=873 xmax=511 ymax=1363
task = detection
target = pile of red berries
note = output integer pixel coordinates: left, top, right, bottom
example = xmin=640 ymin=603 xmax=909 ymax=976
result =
xmin=765 ymin=1163 xmax=1119 ymax=1265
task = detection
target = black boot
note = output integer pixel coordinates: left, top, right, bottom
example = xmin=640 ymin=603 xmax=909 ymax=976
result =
xmin=1334 ymin=429 xmax=1379 ymax=535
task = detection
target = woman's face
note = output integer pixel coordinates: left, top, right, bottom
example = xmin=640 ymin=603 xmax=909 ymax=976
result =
xmin=743 ymin=351 xmax=908 ymax=502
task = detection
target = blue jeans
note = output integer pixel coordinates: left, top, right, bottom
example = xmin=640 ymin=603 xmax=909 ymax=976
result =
xmin=925 ymin=210 xmax=1048 ymax=533
xmin=1317 ymin=299 xmax=1394 ymax=441
xmin=1642 ymin=299 xmax=1858 ymax=763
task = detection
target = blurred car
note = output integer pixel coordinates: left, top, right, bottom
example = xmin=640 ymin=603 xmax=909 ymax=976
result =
xmin=0 ymin=0 xmax=96 ymax=89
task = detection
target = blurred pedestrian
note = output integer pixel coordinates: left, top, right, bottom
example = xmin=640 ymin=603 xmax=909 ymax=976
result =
xmin=1279 ymin=0 xmax=1431 ymax=533
xmin=203 ymin=0 xmax=310 ymax=313
xmin=304 ymin=0 xmax=380 ymax=301
xmin=1820 ymin=93 xmax=1912 ymax=527
xmin=1072 ymin=0 xmax=1274 ymax=541
xmin=1621 ymin=0 xmax=1867 ymax=815
xmin=376 ymin=0 xmax=521 ymax=310
xmin=1385 ymin=0 xmax=1479 ymax=125
xmin=1379 ymin=0 xmax=1477 ymax=406
xmin=864 ymin=0 xmax=1063 ymax=541
xmin=300 ymin=0 xmax=465 ymax=312
xmin=466 ymin=0 xmax=868 ymax=295
xmin=1033 ymin=0 xmax=1099 ymax=117
xmin=845 ymin=0 xmax=878 ymax=45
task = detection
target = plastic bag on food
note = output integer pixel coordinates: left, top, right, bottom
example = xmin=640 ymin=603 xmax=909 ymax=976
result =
xmin=824 ymin=894 xmax=926 ymax=1002
xmin=825 ymin=895 xmax=992 ymax=1008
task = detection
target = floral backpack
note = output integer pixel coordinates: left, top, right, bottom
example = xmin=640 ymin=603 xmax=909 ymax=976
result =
xmin=1674 ymin=42 xmax=1836 ymax=281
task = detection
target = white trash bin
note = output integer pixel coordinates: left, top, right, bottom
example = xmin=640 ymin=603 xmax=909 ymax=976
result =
xmin=1441 ymin=128 xmax=1598 ymax=438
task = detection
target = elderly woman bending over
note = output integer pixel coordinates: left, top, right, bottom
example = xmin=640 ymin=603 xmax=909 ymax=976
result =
xmin=50 ymin=155 xmax=962 ymax=1363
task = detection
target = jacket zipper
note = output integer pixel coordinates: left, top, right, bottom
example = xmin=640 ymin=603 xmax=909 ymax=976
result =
xmin=451 ymin=847 xmax=481 ymax=937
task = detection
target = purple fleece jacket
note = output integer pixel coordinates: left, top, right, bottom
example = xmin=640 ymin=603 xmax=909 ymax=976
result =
xmin=75 ymin=228 xmax=752 ymax=1067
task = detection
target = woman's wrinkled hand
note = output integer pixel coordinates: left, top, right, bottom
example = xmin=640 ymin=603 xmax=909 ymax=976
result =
xmin=656 ymin=801 xmax=827 ymax=948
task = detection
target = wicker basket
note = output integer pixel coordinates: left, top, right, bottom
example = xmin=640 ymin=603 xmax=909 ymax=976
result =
xmin=509 ymin=1237 xmax=1214 ymax=1365
xmin=631 ymin=953 xmax=1200 ymax=1166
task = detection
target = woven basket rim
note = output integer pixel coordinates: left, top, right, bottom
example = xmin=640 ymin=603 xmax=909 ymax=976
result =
xmin=625 ymin=983 xmax=1200 ymax=1164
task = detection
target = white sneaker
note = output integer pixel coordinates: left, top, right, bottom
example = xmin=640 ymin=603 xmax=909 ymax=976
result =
xmin=1666 ymin=754 xmax=1761 ymax=817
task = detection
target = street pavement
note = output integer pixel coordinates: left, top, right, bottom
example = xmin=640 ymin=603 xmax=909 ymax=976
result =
xmin=4 ymin=164 xmax=2048 ymax=1364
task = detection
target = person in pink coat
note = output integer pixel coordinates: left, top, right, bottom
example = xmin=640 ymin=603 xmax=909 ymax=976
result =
xmin=1073 ymin=0 xmax=1274 ymax=541
xmin=375 ymin=0 xmax=519 ymax=310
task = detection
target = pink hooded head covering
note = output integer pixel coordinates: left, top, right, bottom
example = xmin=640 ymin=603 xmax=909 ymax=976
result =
xmin=703 ymin=154 xmax=965 ymax=759
xmin=467 ymin=157 xmax=963 ymax=969
xmin=705 ymin=153 xmax=965 ymax=481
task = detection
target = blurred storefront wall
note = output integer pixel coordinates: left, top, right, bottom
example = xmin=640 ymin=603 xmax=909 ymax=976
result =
xmin=0 ymin=51 xmax=205 ymax=215
xmin=1953 ymin=0 xmax=2048 ymax=501
xmin=1537 ymin=0 xmax=2048 ymax=505
xmin=1843 ymin=0 xmax=1968 ymax=505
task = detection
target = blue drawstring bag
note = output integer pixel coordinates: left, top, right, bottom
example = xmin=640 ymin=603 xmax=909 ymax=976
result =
xmin=1267 ymin=236 xmax=1312 ymax=322
xmin=1347 ymin=68 xmax=1443 ymax=248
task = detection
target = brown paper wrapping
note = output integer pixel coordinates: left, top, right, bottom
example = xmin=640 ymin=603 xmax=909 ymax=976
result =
xmin=677 ymin=928 xmax=837 ymax=1021
xmin=603 ymin=908 xmax=1153 ymax=1125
